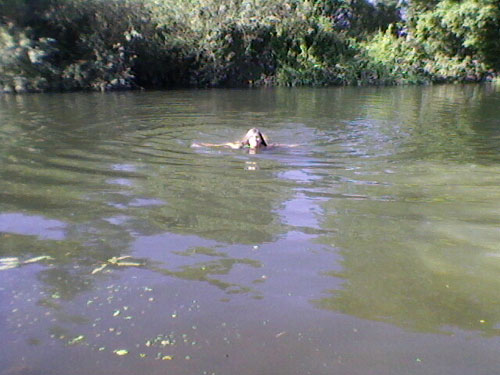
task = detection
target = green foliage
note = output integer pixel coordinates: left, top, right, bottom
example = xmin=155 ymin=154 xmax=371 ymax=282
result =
xmin=407 ymin=0 xmax=500 ymax=73
xmin=0 ymin=24 xmax=60 ymax=92
xmin=362 ymin=26 xmax=431 ymax=84
xmin=313 ymin=0 xmax=400 ymax=35
xmin=190 ymin=22 xmax=277 ymax=86
xmin=0 ymin=0 xmax=499 ymax=91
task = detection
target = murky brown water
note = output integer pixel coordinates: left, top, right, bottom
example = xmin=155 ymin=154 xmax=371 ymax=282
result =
xmin=1 ymin=85 xmax=499 ymax=375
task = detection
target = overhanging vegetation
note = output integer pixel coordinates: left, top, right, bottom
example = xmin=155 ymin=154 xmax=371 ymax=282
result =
xmin=1 ymin=0 xmax=499 ymax=92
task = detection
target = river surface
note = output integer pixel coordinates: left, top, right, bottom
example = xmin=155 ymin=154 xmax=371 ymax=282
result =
xmin=0 ymin=85 xmax=499 ymax=375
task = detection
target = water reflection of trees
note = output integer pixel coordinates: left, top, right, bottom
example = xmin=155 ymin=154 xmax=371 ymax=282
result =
xmin=139 ymin=151 xmax=288 ymax=244
xmin=306 ymin=85 xmax=500 ymax=335
xmin=313 ymin=173 xmax=500 ymax=334
xmin=0 ymin=91 xmax=294 ymax=311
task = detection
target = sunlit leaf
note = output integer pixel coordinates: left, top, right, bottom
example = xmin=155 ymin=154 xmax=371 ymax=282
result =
xmin=68 ymin=335 xmax=85 ymax=345
xmin=116 ymin=262 xmax=142 ymax=267
xmin=0 ymin=257 xmax=20 ymax=270
xmin=23 ymin=255 xmax=53 ymax=264
xmin=91 ymin=264 xmax=107 ymax=274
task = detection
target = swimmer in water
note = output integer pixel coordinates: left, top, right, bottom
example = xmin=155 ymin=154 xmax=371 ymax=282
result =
xmin=192 ymin=128 xmax=298 ymax=150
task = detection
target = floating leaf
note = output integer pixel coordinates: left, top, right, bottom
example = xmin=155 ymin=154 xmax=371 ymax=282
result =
xmin=24 ymin=255 xmax=53 ymax=264
xmin=114 ymin=349 xmax=129 ymax=356
xmin=68 ymin=335 xmax=85 ymax=345
xmin=113 ymin=310 xmax=121 ymax=317
xmin=91 ymin=264 xmax=108 ymax=274
xmin=116 ymin=262 xmax=142 ymax=267
xmin=0 ymin=257 xmax=20 ymax=270
xmin=162 ymin=355 xmax=173 ymax=360
xmin=108 ymin=256 xmax=131 ymax=264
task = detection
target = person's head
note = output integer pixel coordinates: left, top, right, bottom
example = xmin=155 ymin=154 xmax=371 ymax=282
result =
xmin=242 ymin=128 xmax=268 ymax=149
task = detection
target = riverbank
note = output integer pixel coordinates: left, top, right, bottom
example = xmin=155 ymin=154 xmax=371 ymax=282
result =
xmin=1 ymin=0 xmax=499 ymax=93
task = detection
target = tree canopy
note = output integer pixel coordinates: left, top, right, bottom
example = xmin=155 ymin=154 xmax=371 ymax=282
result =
xmin=1 ymin=0 xmax=499 ymax=92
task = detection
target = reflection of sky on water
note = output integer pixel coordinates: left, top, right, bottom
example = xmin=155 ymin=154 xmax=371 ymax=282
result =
xmin=106 ymin=164 xmax=141 ymax=187
xmin=280 ymin=192 xmax=326 ymax=232
xmin=271 ymin=158 xmax=344 ymax=297
xmin=111 ymin=163 xmax=138 ymax=173
xmin=103 ymin=215 xmax=132 ymax=226
xmin=277 ymin=167 xmax=328 ymax=234
xmin=128 ymin=198 xmax=165 ymax=207
xmin=133 ymin=232 xmax=220 ymax=266
xmin=279 ymin=168 xmax=321 ymax=184
xmin=0 ymin=213 xmax=66 ymax=240
xmin=106 ymin=177 xmax=134 ymax=187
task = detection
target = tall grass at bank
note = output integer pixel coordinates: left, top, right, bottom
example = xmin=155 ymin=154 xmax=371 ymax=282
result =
xmin=0 ymin=0 xmax=498 ymax=92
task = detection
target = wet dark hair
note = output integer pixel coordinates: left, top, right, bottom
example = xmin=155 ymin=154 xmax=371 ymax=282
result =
xmin=242 ymin=128 xmax=267 ymax=147
xmin=258 ymin=130 xmax=268 ymax=146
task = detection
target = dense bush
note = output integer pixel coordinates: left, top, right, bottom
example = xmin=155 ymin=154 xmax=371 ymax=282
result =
xmin=0 ymin=0 xmax=498 ymax=92
xmin=0 ymin=0 xmax=196 ymax=91
xmin=405 ymin=0 xmax=500 ymax=82
xmin=0 ymin=23 xmax=59 ymax=92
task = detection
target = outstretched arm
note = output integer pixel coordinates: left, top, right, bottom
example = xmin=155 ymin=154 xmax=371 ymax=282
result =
xmin=270 ymin=143 xmax=301 ymax=148
xmin=191 ymin=142 xmax=242 ymax=149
